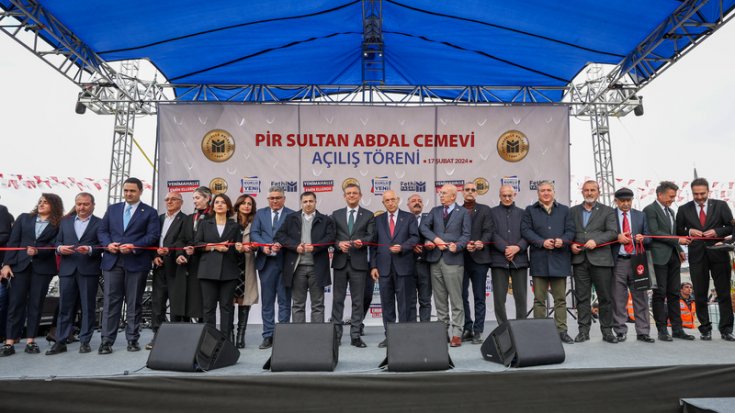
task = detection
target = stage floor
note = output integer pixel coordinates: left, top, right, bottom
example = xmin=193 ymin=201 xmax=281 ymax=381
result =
xmin=2 ymin=321 xmax=735 ymax=379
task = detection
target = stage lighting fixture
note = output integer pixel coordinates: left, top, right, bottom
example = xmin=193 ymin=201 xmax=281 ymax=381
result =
xmin=633 ymin=96 xmax=644 ymax=116
xmin=75 ymin=92 xmax=87 ymax=115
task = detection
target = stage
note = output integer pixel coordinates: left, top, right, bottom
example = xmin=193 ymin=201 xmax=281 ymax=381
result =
xmin=1 ymin=322 xmax=735 ymax=413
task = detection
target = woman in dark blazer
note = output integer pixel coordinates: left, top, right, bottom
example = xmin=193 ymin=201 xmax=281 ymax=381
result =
xmin=174 ymin=186 xmax=210 ymax=321
xmin=195 ymin=193 xmax=241 ymax=340
xmin=0 ymin=193 xmax=63 ymax=356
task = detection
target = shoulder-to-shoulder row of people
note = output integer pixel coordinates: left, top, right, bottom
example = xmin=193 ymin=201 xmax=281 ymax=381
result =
xmin=0 ymin=176 xmax=733 ymax=358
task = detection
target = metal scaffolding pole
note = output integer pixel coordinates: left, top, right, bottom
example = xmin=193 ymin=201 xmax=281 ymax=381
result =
xmin=589 ymin=106 xmax=615 ymax=206
xmin=106 ymin=61 xmax=139 ymax=205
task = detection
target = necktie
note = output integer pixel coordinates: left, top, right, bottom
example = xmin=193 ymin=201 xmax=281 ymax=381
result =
xmin=622 ymin=212 xmax=634 ymax=254
xmin=348 ymin=209 xmax=355 ymax=234
xmin=123 ymin=205 xmax=132 ymax=231
xmin=443 ymin=206 xmax=448 ymax=220
xmin=699 ymin=204 xmax=706 ymax=227
xmin=664 ymin=207 xmax=673 ymax=234
xmin=389 ymin=213 xmax=395 ymax=238
xmin=272 ymin=210 xmax=279 ymax=231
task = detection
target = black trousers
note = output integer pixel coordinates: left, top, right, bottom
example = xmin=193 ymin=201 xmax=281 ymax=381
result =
xmin=490 ymin=267 xmax=528 ymax=324
xmin=6 ymin=268 xmax=53 ymax=339
xmin=378 ymin=270 xmax=416 ymax=332
xmin=689 ymin=255 xmax=733 ymax=334
xmin=200 ymin=278 xmax=238 ymax=340
xmin=573 ymin=261 xmax=614 ymax=335
xmin=410 ymin=260 xmax=432 ymax=322
xmin=332 ymin=262 xmax=366 ymax=340
xmin=652 ymin=252 xmax=683 ymax=332
xmin=150 ymin=265 xmax=183 ymax=331
xmin=462 ymin=260 xmax=489 ymax=333
xmin=361 ymin=271 xmax=375 ymax=327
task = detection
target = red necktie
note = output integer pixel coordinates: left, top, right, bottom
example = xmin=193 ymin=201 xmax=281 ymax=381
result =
xmin=699 ymin=204 xmax=706 ymax=227
xmin=622 ymin=212 xmax=634 ymax=254
xmin=389 ymin=213 xmax=395 ymax=237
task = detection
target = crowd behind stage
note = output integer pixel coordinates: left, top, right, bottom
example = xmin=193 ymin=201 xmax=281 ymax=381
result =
xmin=1 ymin=176 xmax=734 ymax=358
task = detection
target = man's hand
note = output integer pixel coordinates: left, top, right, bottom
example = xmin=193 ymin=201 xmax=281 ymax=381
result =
xmin=466 ymin=241 xmax=476 ymax=252
xmin=554 ymin=238 xmax=563 ymax=248
xmin=75 ymin=246 xmax=91 ymax=255
xmin=58 ymin=245 xmax=75 ymax=255
xmin=433 ymin=237 xmax=447 ymax=251
xmin=504 ymin=245 xmax=520 ymax=260
xmin=296 ymin=243 xmax=304 ymax=254
xmin=272 ymin=242 xmax=282 ymax=253
xmin=679 ymin=251 xmax=687 ymax=262
xmin=448 ymin=243 xmax=457 ymax=253
xmin=543 ymin=239 xmax=555 ymax=250
xmin=634 ymin=233 xmax=645 ymax=243
xmin=583 ymin=240 xmax=597 ymax=250
xmin=338 ymin=241 xmax=351 ymax=253
xmin=153 ymin=256 xmax=164 ymax=267
xmin=689 ymin=229 xmax=704 ymax=238
xmin=370 ymin=268 xmax=380 ymax=281
xmin=474 ymin=240 xmax=484 ymax=250
xmin=157 ymin=247 xmax=170 ymax=256
xmin=176 ymin=255 xmax=188 ymax=265
xmin=679 ymin=237 xmax=691 ymax=246
xmin=26 ymin=246 xmax=38 ymax=256
xmin=0 ymin=265 xmax=13 ymax=280
xmin=304 ymin=243 xmax=314 ymax=253
xmin=262 ymin=246 xmax=272 ymax=255
xmin=184 ymin=246 xmax=195 ymax=256
xmin=703 ymin=229 xmax=717 ymax=238
xmin=389 ymin=244 xmax=401 ymax=254
xmin=413 ymin=244 xmax=423 ymax=254
xmin=107 ymin=242 xmax=120 ymax=254
xmin=119 ymin=244 xmax=134 ymax=254
xmin=353 ymin=239 xmax=363 ymax=249
xmin=570 ymin=244 xmax=582 ymax=254
xmin=618 ymin=233 xmax=632 ymax=245
xmin=424 ymin=241 xmax=436 ymax=251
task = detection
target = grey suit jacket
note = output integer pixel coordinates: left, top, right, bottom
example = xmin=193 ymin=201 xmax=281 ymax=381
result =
xmin=569 ymin=202 xmax=617 ymax=267
xmin=331 ymin=206 xmax=375 ymax=271
xmin=643 ymin=201 xmax=683 ymax=265
xmin=420 ymin=203 xmax=471 ymax=265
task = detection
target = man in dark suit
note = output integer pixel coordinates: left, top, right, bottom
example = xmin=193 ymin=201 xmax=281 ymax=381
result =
xmin=276 ymin=191 xmax=335 ymax=324
xmin=460 ymin=181 xmax=494 ymax=344
xmin=46 ymin=193 xmax=102 ymax=355
xmin=97 ymin=177 xmax=160 ymax=354
xmin=331 ymin=183 xmax=374 ymax=347
xmin=370 ymin=190 xmax=419 ymax=348
xmin=643 ymin=181 xmax=694 ymax=342
xmin=610 ymin=188 xmax=654 ymax=343
xmin=421 ymin=184 xmax=471 ymax=347
xmin=569 ymin=180 xmax=619 ymax=344
xmin=146 ymin=191 xmax=186 ymax=350
xmin=0 ymin=203 xmax=13 ymax=343
xmin=408 ymin=193 xmax=431 ymax=322
xmin=251 ymin=186 xmax=294 ymax=349
xmin=675 ymin=178 xmax=734 ymax=341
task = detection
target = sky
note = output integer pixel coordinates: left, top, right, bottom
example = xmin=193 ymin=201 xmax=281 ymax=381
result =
xmin=0 ymin=18 xmax=734 ymax=217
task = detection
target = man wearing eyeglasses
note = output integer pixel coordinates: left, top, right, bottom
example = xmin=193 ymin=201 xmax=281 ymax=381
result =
xmin=251 ymin=186 xmax=294 ymax=349
xmin=460 ymin=182 xmax=494 ymax=344
xmin=146 ymin=192 xmax=186 ymax=350
xmin=420 ymin=184 xmax=471 ymax=347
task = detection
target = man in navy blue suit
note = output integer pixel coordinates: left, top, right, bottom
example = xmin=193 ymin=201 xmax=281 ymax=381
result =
xmin=610 ymin=188 xmax=655 ymax=343
xmin=370 ymin=190 xmax=419 ymax=348
xmin=251 ymin=186 xmax=294 ymax=349
xmin=46 ymin=192 xmax=102 ymax=355
xmin=97 ymin=177 xmax=160 ymax=354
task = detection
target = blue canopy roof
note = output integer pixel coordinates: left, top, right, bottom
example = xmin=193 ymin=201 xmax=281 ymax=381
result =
xmin=3 ymin=0 xmax=734 ymax=101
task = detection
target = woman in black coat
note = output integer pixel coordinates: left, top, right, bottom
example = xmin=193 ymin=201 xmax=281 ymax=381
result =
xmin=194 ymin=193 xmax=241 ymax=340
xmin=0 ymin=193 xmax=63 ymax=356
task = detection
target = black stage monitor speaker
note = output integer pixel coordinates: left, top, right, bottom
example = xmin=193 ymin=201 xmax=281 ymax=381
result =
xmin=264 ymin=323 xmax=338 ymax=372
xmin=146 ymin=323 xmax=240 ymax=372
xmin=379 ymin=322 xmax=454 ymax=372
xmin=481 ymin=318 xmax=565 ymax=367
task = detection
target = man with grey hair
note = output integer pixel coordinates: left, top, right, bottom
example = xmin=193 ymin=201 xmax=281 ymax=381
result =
xmin=252 ymin=186 xmax=294 ymax=349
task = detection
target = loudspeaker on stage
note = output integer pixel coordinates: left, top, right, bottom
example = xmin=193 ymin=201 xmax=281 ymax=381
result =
xmin=147 ymin=323 xmax=240 ymax=372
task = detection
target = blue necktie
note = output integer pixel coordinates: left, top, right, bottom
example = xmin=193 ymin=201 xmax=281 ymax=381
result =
xmin=123 ymin=205 xmax=132 ymax=231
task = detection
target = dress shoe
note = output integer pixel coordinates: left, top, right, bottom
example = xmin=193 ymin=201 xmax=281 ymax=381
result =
xmin=145 ymin=340 xmax=155 ymax=350
xmin=350 ymin=338 xmax=367 ymax=348
xmin=79 ymin=343 xmax=92 ymax=354
xmin=258 ymin=337 xmax=273 ymax=350
xmin=0 ymin=344 xmax=15 ymax=357
xmin=701 ymin=331 xmax=712 ymax=341
xmin=98 ymin=342 xmax=113 ymax=354
xmin=378 ymin=338 xmax=388 ymax=348
xmin=722 ymin=333 xmax=735 ymax=341
xmin=24 ymin=342 xmax=40 ymax=354
xmin=672 ymin=331 xmax=695 ymax=341
xmin=602 ymin=334 xmax=619 ymax=344
xmin=45 ymin=342 xmax=67 ymax=355
xmin=127 ymin=341 xmax=141 ymax=352
xmin=559 ymin=332 xmax=574 ymax=344
xmin=574 ymin=332 xmax=590 ymax=343
xmin=461 ymin=330 xmax=473 ymax=342
xmin=450 ymin=336 xmax=462 ymax=347
xmin=471 ymin=332 xmax=483 ymax=345
xmin=616 ymin=333 xmax=627 ymax=342
xmin=637 ymin=334 xmax=655 ymax=343
xmin=658 ymin=332 xmax=673 ymax=342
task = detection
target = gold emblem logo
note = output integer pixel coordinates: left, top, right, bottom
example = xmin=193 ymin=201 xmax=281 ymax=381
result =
xmin=342 ymin=178 xmax=360 ymax=191
xmin=201 ymin=129 xmax=235 ymax=162
xmin=497 ymin=130 xmax=529 ymax=162
xmin=209 ymin=178 xmax=228 ymax=195
xmin=473 ymin=178 xmax=490 ymax=196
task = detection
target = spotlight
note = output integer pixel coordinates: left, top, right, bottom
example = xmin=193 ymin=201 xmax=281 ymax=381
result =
xmin=75 ymin=91 xmax=87 ymax=115
xmin=633 ymin=96 xmax=644 ymax=117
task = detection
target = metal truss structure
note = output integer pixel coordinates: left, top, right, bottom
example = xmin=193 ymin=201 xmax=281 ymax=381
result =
xmin=1 ymin=0 xmax=734 ymax=205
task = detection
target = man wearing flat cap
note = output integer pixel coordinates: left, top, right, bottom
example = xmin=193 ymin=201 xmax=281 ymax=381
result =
xmin=611 ymin=188 xmax=655 ymax=343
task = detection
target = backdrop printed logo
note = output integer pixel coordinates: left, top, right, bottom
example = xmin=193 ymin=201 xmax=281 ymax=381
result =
xmin=303 ymin=180 xmax=334 ymax=193
xmin=529 ymin=179 xmax=554 ymax=190
xmin=240 ymin=176 xmax=261 ymax=195
xmin=201 ymin=129 xmax=235 ymax=162
xmin=270 ymin=180 xmax=298 ymax=192
xmin=501 ymin=176 xmax=521 ymax=193
xmin=434 ymin=180 xmax=464 ymax=192
xmin=209 ymin=177 xmax=228 ymax=194
xmin=167 ymin=179 xmax=200 ymax=193
xmin=497 ymin=130 xmax=529 ymax=162
xmin=473 ymin=177 xmax=490 ymax=195
xmin=370 ymin=176 xmax=391 ymax=195
xmin=400 ymin=181 xmax=426 ymax=192
xmin=341 ymin=177 xmax=361 ymax=191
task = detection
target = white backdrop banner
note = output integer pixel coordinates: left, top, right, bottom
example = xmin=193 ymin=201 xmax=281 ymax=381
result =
xmin=157 ymin=104 xmax=570 ymax=324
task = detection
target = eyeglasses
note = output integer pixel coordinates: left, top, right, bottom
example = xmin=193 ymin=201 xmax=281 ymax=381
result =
xmin=464 ymin=188 xmax=477 ymax=192
xmin=164 ymin=198 xmax=182 ymax=202
xmin=267 ymin=196 xmax=284 ymax=201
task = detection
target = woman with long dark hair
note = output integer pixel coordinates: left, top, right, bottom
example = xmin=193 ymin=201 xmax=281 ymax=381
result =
xmin=233 ymin=194 xmax=259 ymax=348
xmin=174 ymin=186 xmax=210 ymax=321
xmin=0 ymin=193 xmax=64 ymax=356
xmin=195 ymin=193 xmax=241 ymax=340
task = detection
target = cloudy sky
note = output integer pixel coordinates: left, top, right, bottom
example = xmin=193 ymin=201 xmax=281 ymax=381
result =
xmin=1 ymin=18 xmax=734 ymax=216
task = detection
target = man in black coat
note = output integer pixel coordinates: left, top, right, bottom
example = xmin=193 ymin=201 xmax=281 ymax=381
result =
xmin=408 ymin=194 xmax=432 ymax=322
xmin=460 ymin=181 xmax=494 ymax=344
xmin=676 ymin=178 xmax=735 ymax=341
xmin=275 ymin=191 xmax=336 ymax=324
xmin=0 ymin=203 xmax=13 ymax=343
